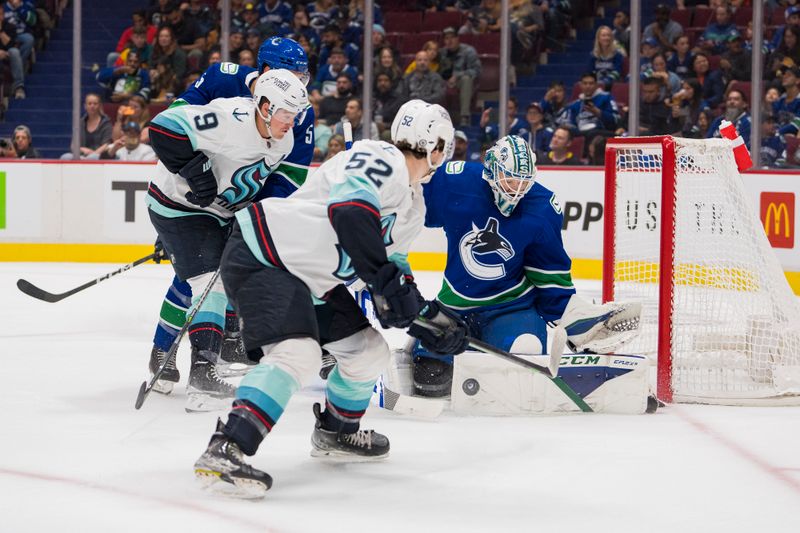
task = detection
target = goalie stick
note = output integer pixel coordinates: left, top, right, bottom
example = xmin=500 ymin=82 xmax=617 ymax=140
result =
xmin=17 ymin=252 xmax=158 ymax=303
xmin=135 ymin=269 xmax=221 ymax=410
xmin=413 ymin=318 xmax=593 ymax=413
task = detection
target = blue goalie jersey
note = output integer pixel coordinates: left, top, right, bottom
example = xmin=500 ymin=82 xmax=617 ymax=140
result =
xmin=177 ymin=61 xmax=315 ymax=199
xmin=423 ymin=161 xmax=576 ymax=322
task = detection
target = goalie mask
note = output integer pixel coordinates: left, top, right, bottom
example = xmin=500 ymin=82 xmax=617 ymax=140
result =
xmin=483 ymin=135 xmax=537 ymax=217
xmin=252 ymin=69 xmax=310 ymax=138
xmin=391 ymin=100 xmax=455 ymax=180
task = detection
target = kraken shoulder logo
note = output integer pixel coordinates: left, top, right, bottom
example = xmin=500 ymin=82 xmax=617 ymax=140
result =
xmin=459 ymin=217 xmax=515 ymax=280
xmin=217 ymin=160 xmax=271 ymax=211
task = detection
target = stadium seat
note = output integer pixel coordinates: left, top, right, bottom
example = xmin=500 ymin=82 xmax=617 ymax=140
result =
xmin=569 ymin=136 xmax=585 ymax=159
xmin=385 ymin=12 xmax=424 ymax=34
xmin=400 ymin=53 xmax=415 ymax=70
xmin=733 ymin=6 xmax=752 ymax=26
xmin=786 ymin=135 xmax=800 ymax=167
xmin=708 ymin=55 xmax=721 ymax=71
xmin=422 ymin=12 xmax=464 ymax=33
xmin=400 ymin=32 xmax=441 ymax=55
xmin=769 ymin=7 xmax=787 ymax=27
xmin=385 ymin=32 xmax=404 ymax=51
xmin=728 ymin=80 xmax=752 ymax=102
xmin=692 ymin=7 xmax=714 ymax=27
xmin=477 ymin=54 xmax=500 ymax=92
xmin=686 ymin=27 xmax=704 ymax=47
xmin=670 ymin=8 xmax=691 ymax=29
xmin=460 ymin=33 xmax=501 ymax=54
xmin=611 ymin=82 xmax=630 ymax=107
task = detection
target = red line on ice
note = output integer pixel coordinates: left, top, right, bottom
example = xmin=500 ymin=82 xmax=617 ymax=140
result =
xmin=0 ymin=467 xmax=280 ymax=532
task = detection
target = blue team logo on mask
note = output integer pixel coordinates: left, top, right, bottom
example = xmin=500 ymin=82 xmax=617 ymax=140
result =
xmin=459 ymin=217 xmax=515 ymax=280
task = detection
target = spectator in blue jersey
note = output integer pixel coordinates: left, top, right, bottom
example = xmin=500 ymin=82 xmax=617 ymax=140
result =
xmin=692 ymin=52 xmax=725 ymax=109
xmin=769 ymin=5 xmax=800 ymax=53
xmin=311 ymin=47 xmax=359 ymax=102
xmin=259 ymin=0 xmax=293 ymax=31
xmin=639 ymin=37 xmax=660 ymax=75
xmin=307 ymin=0 xmax=339 ymax=33
xmin=520 ymin=102 xmax=552 ymax=157
xmin=767 ymin=25 xmax=800 ymax=82
xmin=643 ymin=4 xmax=683 ymax=53
xmin=773 ymin=67 xmax=800 ymax=135
xmin=760 ymin=116 xmax=787 ymax=168
xmin=2 ymin=0 xmax=34 ymax=70
xmin=707 ymin=89 xmax=751 ymax=150
xmin=0 ymin=2 xmax=24 ymax=99
xmin=588 ymin=25 xmax=624 ymax=90
xmin=540 ymin=80 xmax=571 ymax=129
xmin=318 ymin=23 xmax=359 ymax=71
xmin=667 ymin=34 xmax=694 ymax=79
xmin=566 ymin=72 xmax=620 ymax=146
xmin=479 ymin=97 xmax=527 ymax=143
xmin=697 ymin=5 xmax=739 ymax=55
xmin=96 ymin=49 xmax=151 ymax=102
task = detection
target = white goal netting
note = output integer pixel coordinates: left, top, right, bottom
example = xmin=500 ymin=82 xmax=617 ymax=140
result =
xmin=607 ymin=137 xmax=800 ymax=404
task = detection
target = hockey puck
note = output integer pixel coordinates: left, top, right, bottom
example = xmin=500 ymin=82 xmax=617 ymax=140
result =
xmin=462 ymin=378 xmax=480 ymax=396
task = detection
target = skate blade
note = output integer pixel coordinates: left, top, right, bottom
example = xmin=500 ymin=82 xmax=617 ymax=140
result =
xmin=194 ymin=468 xmax=268 ymax=500
xmin=185 ymin=392 xmax=233 ymax=413
xmin=215 ymin=363 xmax=253 ymax=378
xmin=149 ymin=375 xmax=175 ymax=395
xmin=309 ymin=447 xmax=389 ymax=462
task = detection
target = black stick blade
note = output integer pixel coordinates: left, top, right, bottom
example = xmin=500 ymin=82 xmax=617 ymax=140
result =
xmin=135 ymin=382 xmax=148 ymax=410
xmin=16 ymin=279 xmax=64 ymax=303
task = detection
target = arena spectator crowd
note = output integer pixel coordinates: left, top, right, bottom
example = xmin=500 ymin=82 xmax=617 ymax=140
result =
xmin=3 ymin=1 xmax=800 ymax=168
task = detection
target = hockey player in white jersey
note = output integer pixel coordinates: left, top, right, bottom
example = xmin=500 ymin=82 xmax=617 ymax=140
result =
xmin=193 ymin=100 xmax=470 ymax=498
xmin=145 ymin=69 xmax=309 ymax=411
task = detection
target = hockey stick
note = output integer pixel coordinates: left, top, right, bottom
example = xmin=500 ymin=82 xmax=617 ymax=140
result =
xmin=413 ymin=318 xmax=593 ymax=413
xmin=135 ymin=269 xmax=221 ymax=410
xmin=17 ymin=253 xmax=158 ymax=303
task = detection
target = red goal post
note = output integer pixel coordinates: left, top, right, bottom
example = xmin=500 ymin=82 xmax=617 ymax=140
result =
xmin=602 ymin=136 xmax=800 ymax=405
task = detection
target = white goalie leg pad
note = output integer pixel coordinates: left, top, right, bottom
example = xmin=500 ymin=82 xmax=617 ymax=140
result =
xmin=323 ymin=327 xmax=390 ymax=383
xmin=451 ymin=351 xmax=650 ymax=414
xmin=558 ymin=294 xmax=642 ymax=354
xmin=259 ymin=337 xmax=322 ymax=389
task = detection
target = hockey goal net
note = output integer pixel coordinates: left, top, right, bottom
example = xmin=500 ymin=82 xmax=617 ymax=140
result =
xmin=603 ymin=136 xmax=800 ymax=404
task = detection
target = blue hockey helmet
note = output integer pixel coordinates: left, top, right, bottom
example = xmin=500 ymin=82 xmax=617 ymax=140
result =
xmin=483 ymin=135 xmax=537 ymax=217
xmin=258 ymin=37 xmax=310 ymax=85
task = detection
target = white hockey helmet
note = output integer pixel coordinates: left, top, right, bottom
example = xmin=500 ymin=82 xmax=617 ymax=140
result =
xmin=391 ymin=100 xmax=455 ymax=175
xmin=483 ymin=135 xmax=537 ymax=216
xmin=252 ymin=68 xmax=310 ymax=132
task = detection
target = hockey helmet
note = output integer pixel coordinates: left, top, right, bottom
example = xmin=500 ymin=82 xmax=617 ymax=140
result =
xmin=258 ymin=37 xmax=310 ymax=86
xmin=253 ymin=69 xmax=310 ymax=135
xmin=391 ymin=100 xmax=455 ymax=177
xmin=483 ymin=135 xmax=537 ymax=216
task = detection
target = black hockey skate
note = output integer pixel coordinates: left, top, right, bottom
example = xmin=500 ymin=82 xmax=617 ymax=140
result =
xmin=319 ymin=350 xmax=337 ymax=380
xmin=194 ymin=419 xmax=272 ymax=499
xmin=310 ymin=403 xmax=389 ymax=460
xmin=216 ymin=332 xmax=256 ymax=378
xmin=186 ymin=349 xmax=237 ymax=413
xmin=148 ymin=346 xmax=180 ymax=395
xmin=413 ymin=356 xmax=453 ymax=398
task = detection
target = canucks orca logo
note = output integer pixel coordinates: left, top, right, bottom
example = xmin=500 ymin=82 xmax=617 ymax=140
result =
xmin=334 ymin=213 xmax=398 ymax=281
xmin=217 ymin=160 xmax=271 ymax=211
xmin=459 ymin=217 xmax=515 ymax=280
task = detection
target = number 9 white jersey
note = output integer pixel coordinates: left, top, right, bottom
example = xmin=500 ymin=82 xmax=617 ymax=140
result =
xmin=234 ymin=139 xmax=426 ymax=298
xmin=146 ymin=96 xmax=294 ymax=221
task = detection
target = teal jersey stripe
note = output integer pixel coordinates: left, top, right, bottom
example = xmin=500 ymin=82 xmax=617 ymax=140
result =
xmin=329 ymin=174 xmax=380 ymax=209
xmin=437 ymin=276 xmax=535 ymax=310
xmin=325 ymin=366 xmax=374 ymax=411
xmin=150 ymin=109 xmax=198 ymax=147
xmin=388 ymin=252 xmax=411 ymax=276
xmin=235 ymin=210 xmax=273 ymax=268
xmin=145 ymin=195 xmax=228 ymax=224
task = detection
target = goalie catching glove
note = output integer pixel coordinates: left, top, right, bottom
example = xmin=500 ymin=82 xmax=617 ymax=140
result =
xmin=180 ymin=152 xmax=218 ymax=207
xmin=408 ymin=301 xmax=470 ymax=356
xmin=368 ymin=262 xmax=425 ymax=329
xmin=557 ymin=295 xmax=642 ymax=353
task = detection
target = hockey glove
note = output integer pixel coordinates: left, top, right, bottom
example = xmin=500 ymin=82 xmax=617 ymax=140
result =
xmin=408 ymin=301 xmax=470 ymax=356
xmin=369 ymin=262 xmax=424 ymax=329
xmin=179 ymin=152 xmax=218 ymax=207
xmin=153 ymin=238 xmax=167 ymax=264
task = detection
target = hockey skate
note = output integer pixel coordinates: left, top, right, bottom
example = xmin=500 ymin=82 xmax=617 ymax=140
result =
xmin=194 ymin=419 xmax=272 ymax=499
xmin=148 ymin=346 xmax=180 ymax=395
xmin=216 ymin=332 xmax=255 ymax=378
xmin=186 ymin=349 xmax=237 ymax=413
xmin=310 ymin=403 xmax=389 ymax=460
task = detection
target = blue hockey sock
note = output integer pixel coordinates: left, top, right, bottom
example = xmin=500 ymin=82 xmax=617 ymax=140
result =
xmin=152 ymin=276 xmax=192 ymax=351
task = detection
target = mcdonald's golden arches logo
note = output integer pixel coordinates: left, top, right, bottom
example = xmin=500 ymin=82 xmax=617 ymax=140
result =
xmin=760 ymin=192 xmax=795 ymax=249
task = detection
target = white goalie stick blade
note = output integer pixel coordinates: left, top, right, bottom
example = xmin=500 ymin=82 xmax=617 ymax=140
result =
xmin=382 ymin=386 xmax=446 ymax=418
xmin=548 ymin=325 xmax=567 ymax=377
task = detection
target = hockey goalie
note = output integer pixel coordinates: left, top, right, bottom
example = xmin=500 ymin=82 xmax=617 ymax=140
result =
xmin=380 ymin=135 xmax=650 ymax=415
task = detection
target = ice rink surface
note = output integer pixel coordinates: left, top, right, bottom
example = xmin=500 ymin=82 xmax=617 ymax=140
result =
xmin=1 ymin=262 xmax=799 ymax=533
